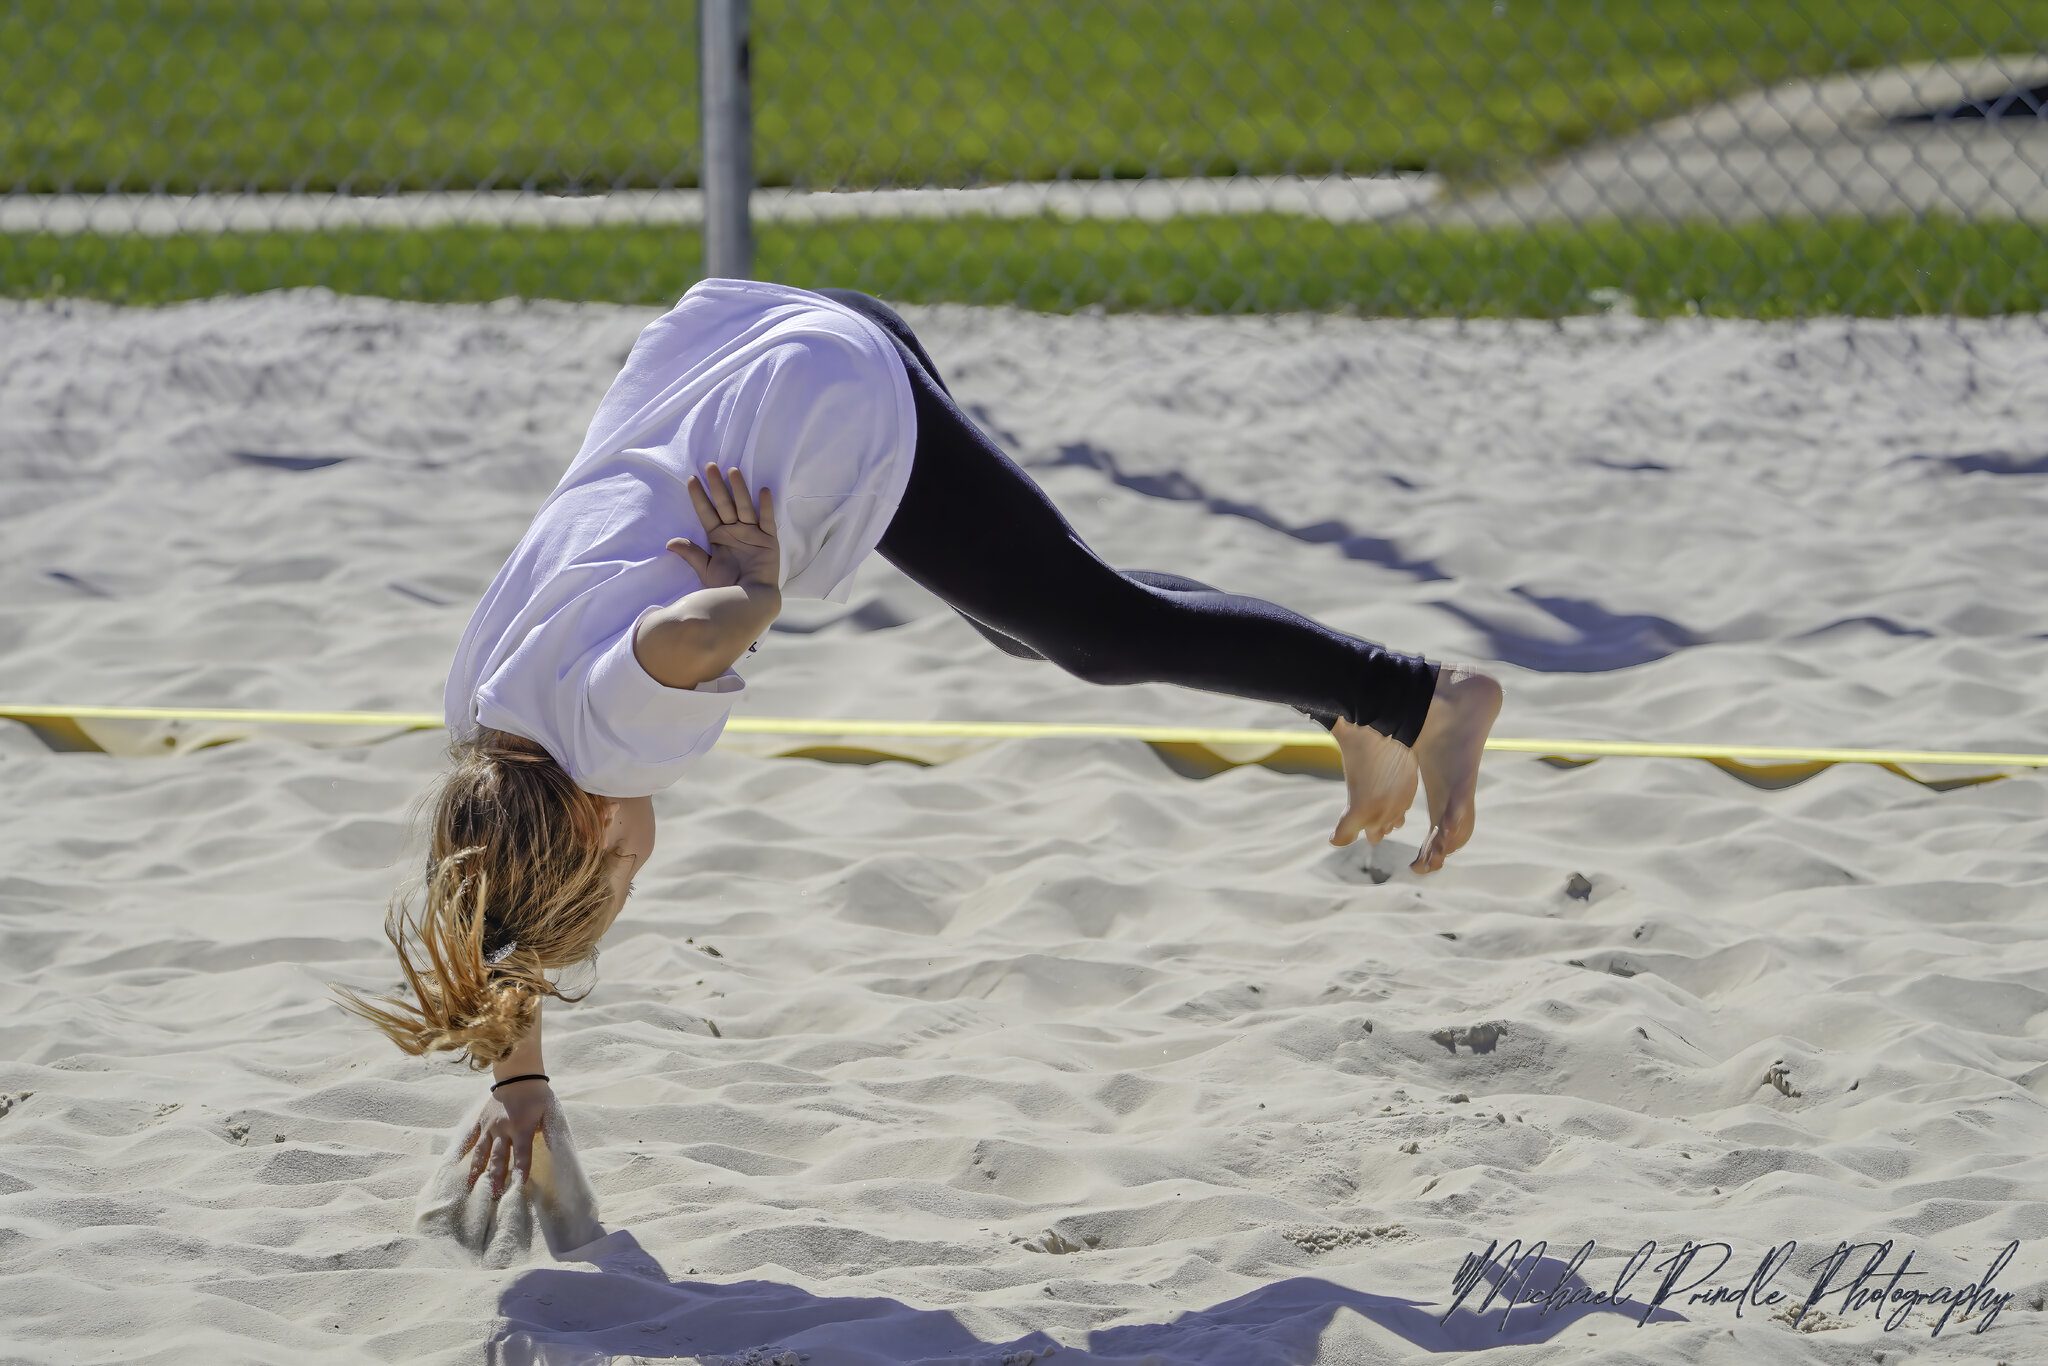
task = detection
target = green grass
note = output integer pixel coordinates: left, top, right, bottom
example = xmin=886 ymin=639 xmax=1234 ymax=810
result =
xmin=5 ymin=2 xmax=2042 ymax=193
xmin=6 ymin=216 xmax=2043 ymax=317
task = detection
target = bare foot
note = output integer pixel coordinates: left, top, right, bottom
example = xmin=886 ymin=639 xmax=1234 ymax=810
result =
xmin=1407 ymin=663 xmax=1504 ymax=875
xmin=1328 ymin=713 xmax=1420 ymax=849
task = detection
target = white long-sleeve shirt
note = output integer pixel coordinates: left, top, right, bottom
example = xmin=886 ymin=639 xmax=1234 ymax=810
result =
xmin=442 ymin=278 xmax=918 ymax=797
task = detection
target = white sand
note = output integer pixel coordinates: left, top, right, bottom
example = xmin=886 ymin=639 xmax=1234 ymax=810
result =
xmin=3 ymin=291 xmax=2046 ymax=1364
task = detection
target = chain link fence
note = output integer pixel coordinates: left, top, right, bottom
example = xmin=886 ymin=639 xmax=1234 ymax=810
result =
xmin=2 ymin=2 xmax=2044 ymax=316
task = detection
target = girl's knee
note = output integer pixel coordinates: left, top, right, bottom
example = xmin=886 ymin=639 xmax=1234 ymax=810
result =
xmin=1047 ymin=646 xmax=1137 ymax=687
xmin=1033 ymin=610 xmax=1159 ymax=686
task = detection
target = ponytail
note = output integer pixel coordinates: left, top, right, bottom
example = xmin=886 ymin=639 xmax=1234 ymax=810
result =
xmin=329 ymin=727 xmax=626 ymax=1071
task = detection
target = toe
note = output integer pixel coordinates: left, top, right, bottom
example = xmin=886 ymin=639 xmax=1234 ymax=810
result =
xmin=1410 ymin=826 xmax=1441 ymax=873
xmin=1334 ymin=798 xmax=1401 ymax=848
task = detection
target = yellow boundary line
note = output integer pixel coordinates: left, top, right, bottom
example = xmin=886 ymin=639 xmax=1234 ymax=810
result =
xmin=2 ymin=702 xmax=2044 ymax=769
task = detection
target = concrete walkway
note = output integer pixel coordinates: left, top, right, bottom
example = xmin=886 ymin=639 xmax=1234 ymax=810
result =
xmin=1403 ymin=56 xmax=2048 ymax=227
xmin=0 ymin=174 xmax=1441 ymax=235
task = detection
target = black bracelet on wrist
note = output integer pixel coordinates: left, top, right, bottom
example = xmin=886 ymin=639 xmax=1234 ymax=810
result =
xmin=490 ymin=1072 xmax=549 ymax=1092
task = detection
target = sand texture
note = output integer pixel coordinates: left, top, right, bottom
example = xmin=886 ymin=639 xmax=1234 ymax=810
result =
xmin=3 ymin=292 xmax=2046 ymax=1363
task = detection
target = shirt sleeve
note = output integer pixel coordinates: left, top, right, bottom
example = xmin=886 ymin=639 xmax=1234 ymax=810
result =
xmin=564 ymin=602 xmax=747 ymax=797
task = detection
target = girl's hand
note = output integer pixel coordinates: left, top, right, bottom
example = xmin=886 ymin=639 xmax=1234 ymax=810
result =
xmin=460 ymin=1079 xmax=551 ymax=1199
xmin=671 ymin=462 xmax=781 ymax=590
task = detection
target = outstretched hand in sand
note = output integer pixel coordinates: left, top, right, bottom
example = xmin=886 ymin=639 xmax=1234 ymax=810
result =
xmin=419 ymin=1081 xmax=604 ymax=1266
xmin=460 ymin=1078 xmax=551 ymax=1198
xmin=1328 ymin=663 xmax=1503 ymax=874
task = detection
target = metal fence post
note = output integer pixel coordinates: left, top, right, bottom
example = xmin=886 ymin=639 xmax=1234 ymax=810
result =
xmin=700 ymin=0 xmax=754 ymax=279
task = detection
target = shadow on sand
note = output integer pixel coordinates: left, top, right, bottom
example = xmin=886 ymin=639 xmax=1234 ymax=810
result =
xmin=489 ymin=1231 xmax=1685 ymax=1365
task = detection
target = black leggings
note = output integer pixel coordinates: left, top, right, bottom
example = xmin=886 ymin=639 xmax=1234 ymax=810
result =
xmin=813 ymin=288 xmax=1442 ymax=749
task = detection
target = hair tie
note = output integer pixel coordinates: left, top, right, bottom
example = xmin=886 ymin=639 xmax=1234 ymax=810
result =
xmin=491 ymin=1072 xmax=548 ymax=1092
xmin=484 ymin=939 xmax=518 ymax=966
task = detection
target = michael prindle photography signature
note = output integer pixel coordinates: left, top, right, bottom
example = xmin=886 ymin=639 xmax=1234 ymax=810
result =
xmin=1447 ymin=1237 xmax=2022 ymax=1337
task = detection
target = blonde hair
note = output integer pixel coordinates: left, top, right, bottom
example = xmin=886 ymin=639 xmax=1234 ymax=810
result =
xmin=328 ymin=726 xmax=630 ymax=1071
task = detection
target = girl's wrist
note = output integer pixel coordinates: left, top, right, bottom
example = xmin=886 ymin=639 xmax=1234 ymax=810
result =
xmin=490 ymin=1072 xmax=550 ymax=1092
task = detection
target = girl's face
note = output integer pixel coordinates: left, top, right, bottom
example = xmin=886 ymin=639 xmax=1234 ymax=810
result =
xmin=599 ymin=794 xmax=656 ymax=930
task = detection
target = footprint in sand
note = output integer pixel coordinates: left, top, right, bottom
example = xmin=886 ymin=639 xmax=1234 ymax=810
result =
xmin=1430 ymin=1021 xmax=1508 ymax=1054
xmin=1014 ymin=1229 xmax=1100 ymax=1254
xmin=1762 ymin=1062 xmax=1804 ymax=1098
xmin=1283 ymin=1224 xmax=1407 ymax=1254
